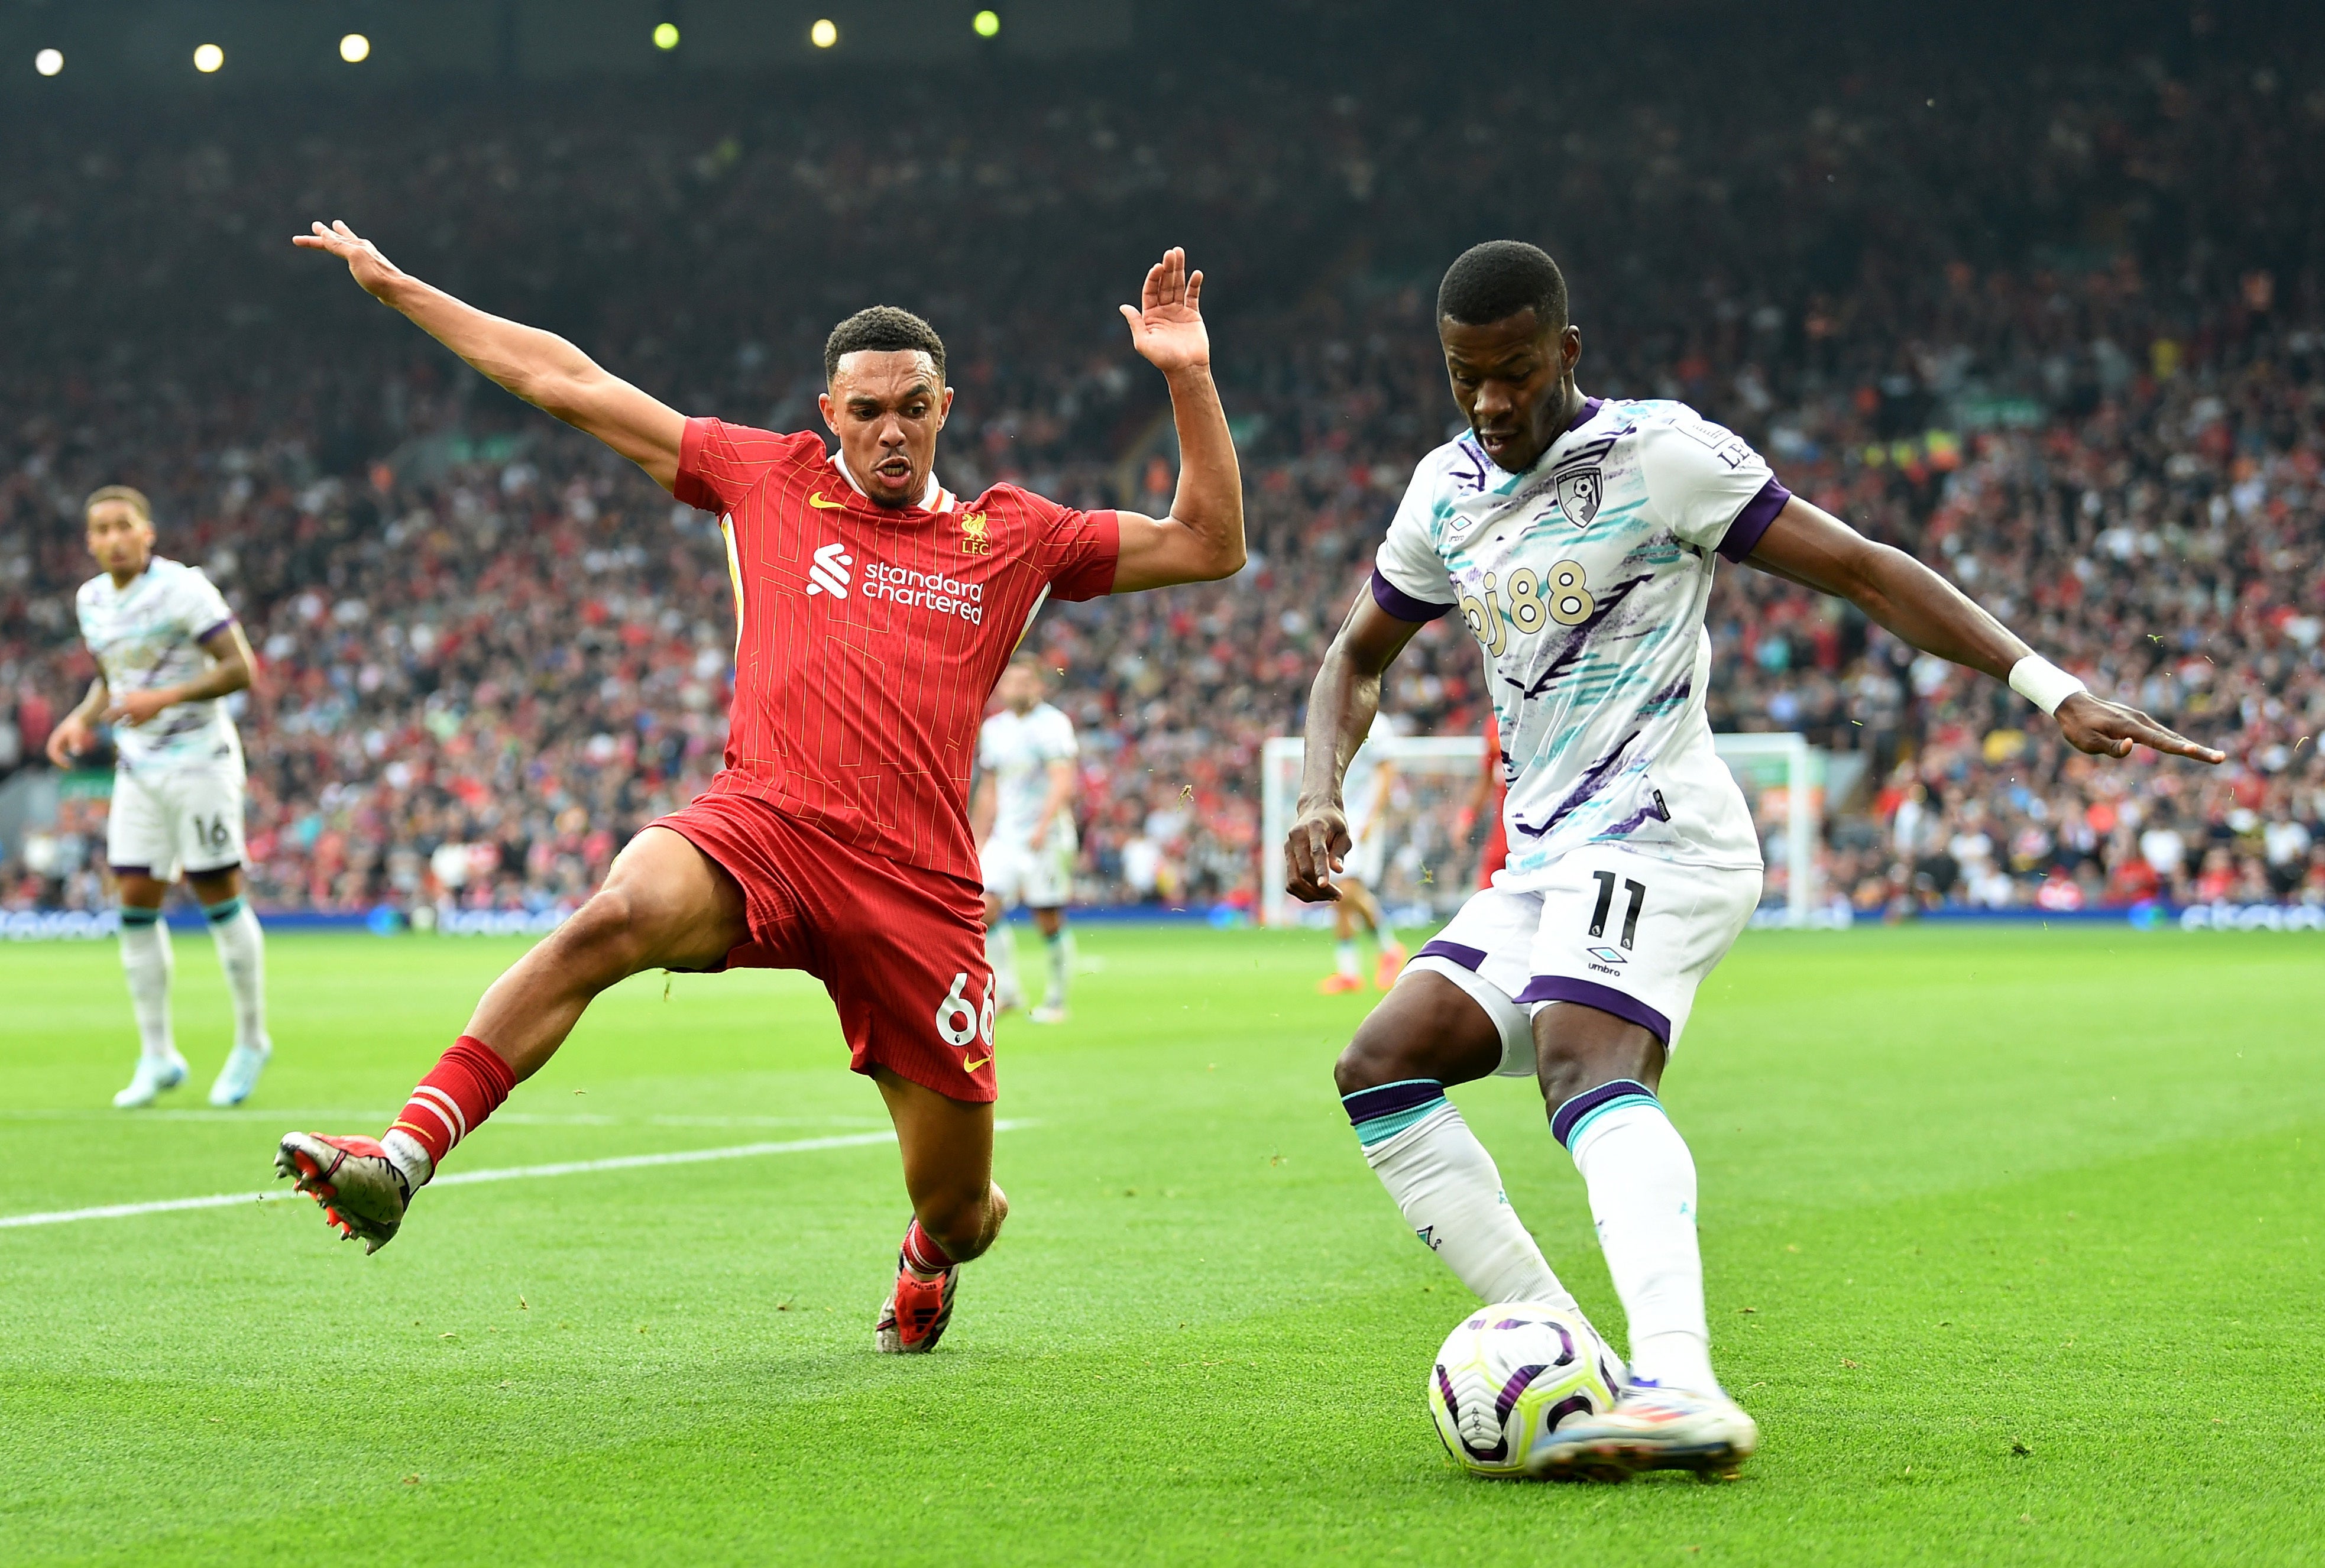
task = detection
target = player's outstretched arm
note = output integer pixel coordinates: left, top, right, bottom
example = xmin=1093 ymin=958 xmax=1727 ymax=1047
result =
xmin=293 ymin=221 xmax=685 ymax=492
xmin=1285 ymin=594 xmax=1426 ymax=902
xmin=1746 ymin=497 xmax=2225 ymax=764
xmin=1109 ymin=248 xmax=1246 ymax=592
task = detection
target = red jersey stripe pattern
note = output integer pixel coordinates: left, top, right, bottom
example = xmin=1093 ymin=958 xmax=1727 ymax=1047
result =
xmin=673 ymin=417 xmax=1119 ymax=885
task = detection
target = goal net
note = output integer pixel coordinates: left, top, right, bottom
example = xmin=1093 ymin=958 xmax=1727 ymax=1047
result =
xmin=1257 ymin=731 xmax=1824 ymax=929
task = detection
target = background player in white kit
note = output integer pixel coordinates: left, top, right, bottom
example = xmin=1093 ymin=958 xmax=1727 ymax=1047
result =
xmin=46 ymin=487 xmax=273 ymax=1109
xmin=973 ymin=654 xmax=1080 ymax=1024
xmin=1285 ymin=242 xmax=2223 ymax=1478
xmin=1315 ymin=713 xmax=1407 ymax=995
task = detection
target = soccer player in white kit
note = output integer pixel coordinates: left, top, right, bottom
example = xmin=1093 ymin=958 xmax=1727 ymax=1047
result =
xmin=46 ymin=487 xmax=272 ymax=1109
xmin=1285 ymin=242 xmax=2223 ymax=1478
xmin=1315 ymin=714 xmax=1408 ymax=994
xmin=973 ymin=654 xmax=1080 ymax=1023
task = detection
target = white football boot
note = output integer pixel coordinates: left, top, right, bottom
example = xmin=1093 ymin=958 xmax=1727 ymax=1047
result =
xmin=114 ymin=1052 xmax=190 ymax=1109
xmin=208 ymin=1043 xmax=271 ymax=1107
xmin=1026 ymin=1005 xmax=1068 ymax=1025
xmin=1528 ymin=1381 xmax=1759 ymax=1480
xmin=276 ymin=1132 xmax=413 ymax=1253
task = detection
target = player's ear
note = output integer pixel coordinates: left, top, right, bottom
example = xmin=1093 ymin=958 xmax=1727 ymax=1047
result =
xmin=1560 ymin=323 xmax=1582 ymax=377
xmin=817 ymin=390 xmax=840 ymax=435
xmin=937 ymin=387 xmax=955 ymax=429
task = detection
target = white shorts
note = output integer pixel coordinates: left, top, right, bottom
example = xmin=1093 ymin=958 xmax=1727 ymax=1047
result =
xmin=1406 ymin=844 xmax=1760 ymax=1074
xmin=1342 ymin=819 xmax=1388 ymax=889
xmin=107 ymin=766 xmax=248 ymax=880
xmin=982 ymin=827 xmax=1077 ymax=909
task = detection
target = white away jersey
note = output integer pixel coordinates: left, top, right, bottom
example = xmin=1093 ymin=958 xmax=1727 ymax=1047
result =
xmin=75 ymin=558 xmax=244 ymax=775
xmin=1371 ymin=397 xmax=1789 ymax=880
xmin=978 ymin=702 xmax=1077 ymax=843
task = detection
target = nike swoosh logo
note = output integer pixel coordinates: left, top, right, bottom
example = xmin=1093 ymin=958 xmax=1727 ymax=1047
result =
xmin=963 ymin=1056 xmax=991 ymax=1073
xmin=808 ymin=491 xmax=845 ymax=509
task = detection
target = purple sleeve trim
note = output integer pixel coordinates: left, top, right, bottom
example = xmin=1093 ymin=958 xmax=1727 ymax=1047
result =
xmin=1512 ymin=975 xmax=1672 ymax=1044
xmin=195 ymin=616 xmax=238 ymax=643
xmin=1716 ymin=478 xmax=1792 ymax=563
xmin=1369 ymin=568 xmax=1455 ymax=623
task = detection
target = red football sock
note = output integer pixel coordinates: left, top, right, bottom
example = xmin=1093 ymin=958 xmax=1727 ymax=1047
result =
xmin=388 ymin=1036 xmax=518 ymax=1168
xmin=901 ymin=1218 xmax=956 ymax=1278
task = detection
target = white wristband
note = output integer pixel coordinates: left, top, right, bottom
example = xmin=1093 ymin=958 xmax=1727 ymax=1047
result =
xmin=2007 ymin=655 xmax=2087 ymax=715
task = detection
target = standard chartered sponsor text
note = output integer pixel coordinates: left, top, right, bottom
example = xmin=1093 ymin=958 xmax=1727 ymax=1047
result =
xmin=863 ymin=562 xmax=985 ymax=624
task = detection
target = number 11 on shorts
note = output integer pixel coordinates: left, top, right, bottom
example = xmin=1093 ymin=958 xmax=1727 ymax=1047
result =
xmin=1588 ymin=870 xmax=1646 ymax=949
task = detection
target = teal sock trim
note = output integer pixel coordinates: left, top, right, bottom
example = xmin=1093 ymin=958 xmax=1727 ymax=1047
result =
xmin=200 ymin=896 xmax=245 ymax=924
xmin=1352 ymin=1099 xmax=1449 ymax=1146
xmin=1562 ymin=1094 xmax=1662 ymax=1150
xmin=119 ymin=906 xmax=162 ymax=928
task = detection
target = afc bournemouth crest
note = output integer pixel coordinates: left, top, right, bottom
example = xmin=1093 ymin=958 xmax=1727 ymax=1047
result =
xmin=957 ymin=510 xmax=992 ymax=554
xmin=1553 ymin=465 xmax=1603 ymax=530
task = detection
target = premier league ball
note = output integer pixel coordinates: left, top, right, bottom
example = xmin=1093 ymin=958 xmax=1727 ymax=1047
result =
xmin=1427 ymin=1303 xmax=1622 ymax=1479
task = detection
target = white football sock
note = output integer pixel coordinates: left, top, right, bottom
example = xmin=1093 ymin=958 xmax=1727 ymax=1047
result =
xmin=203 ymin=898 xmax=270 ymax=1055
xmin=1042 ymin=928 xmax=1073 ymax=1008
xmin=1349 ymin=1080 xmax=1578 ymax=1314
xmin=1335 ymin=939 xmax=1361 ymax=977
xmin=986 ymin=919 xmax=1021 ymax=1006
xmin=381 ymin=1128 xmax=435 ymax=1188
xmin=1559 ymin=1084 xmax=1718 ymax=1393
xmin=118 ymin=911 xmax=177 ymax=1064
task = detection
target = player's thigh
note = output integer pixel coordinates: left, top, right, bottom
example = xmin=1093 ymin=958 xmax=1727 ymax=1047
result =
xmin=105 ymin=773 xmax=178 ymax=883
xmin=167 ymin=770 xmax=247 ymax=878
xmin=1338 ymin=885 xmax=1540 ymax=1093
xmin=872 ymin=1065 xmax=994 ymax=1212
xmin=1522 ymin=848 xmax=1760 ymax=1077
xmin=1024 ymin=831 xmax=1075 ymax=909
xmin=585 ymin=824 xmax=750 ymax=971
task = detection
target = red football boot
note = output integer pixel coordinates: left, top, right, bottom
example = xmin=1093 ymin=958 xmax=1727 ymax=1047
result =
xmin=874 ymin=1257 xmax=958 ymax=1354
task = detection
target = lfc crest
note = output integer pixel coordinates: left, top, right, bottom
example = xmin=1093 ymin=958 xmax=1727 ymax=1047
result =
xmin=1553 ymin=465 xmax=1602 ymax=530
xmin=958 ymin=510 xmax=992 ymax=554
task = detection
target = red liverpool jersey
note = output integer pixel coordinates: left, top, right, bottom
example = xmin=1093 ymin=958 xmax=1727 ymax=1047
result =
xmin=673 ymin=416 xmax=1119 ymax=885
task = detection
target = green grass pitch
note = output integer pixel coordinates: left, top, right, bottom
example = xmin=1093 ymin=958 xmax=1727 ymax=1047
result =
xmin=3 ymin=923 xmax=2320 ymax=1566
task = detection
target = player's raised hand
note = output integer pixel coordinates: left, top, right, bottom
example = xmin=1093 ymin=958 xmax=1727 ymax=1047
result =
xmin=1119 ymin=247 xmax=1210 ymax=375
xmin=292 ymin=220 xmax=407 ymax=303
xmin=2055 ymin=691 xmax=2226 ymax=764
xmin=1284 ymin=799 xmax=1351 ymax=904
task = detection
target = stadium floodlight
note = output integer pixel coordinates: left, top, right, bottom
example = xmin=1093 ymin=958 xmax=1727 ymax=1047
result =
xmin=193 ymin=43 xmax=224 ymax=73
xmin=653 ymin=22 xmax=680 ymax=50
xmin=973 ymin=9 xmax=1000 ymax=36
xmin=35 ymin=47 xmax=63 ymax=76
xmin=339 ymin=34 xmax=371 ymax=64
xmin=810 ymin=18 xmax=838 ymax=48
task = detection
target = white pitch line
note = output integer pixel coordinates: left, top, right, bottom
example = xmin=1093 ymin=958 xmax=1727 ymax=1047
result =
xmin=0 ymin=1121 xmax=1031 ymax=1232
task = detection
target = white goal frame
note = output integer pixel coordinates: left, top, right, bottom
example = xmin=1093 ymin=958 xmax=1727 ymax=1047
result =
xmin=1257 ymin=731 xmax=1821 ymax=929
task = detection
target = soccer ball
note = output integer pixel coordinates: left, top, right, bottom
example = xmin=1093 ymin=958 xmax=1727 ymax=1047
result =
xmin=1427 ymin=1302 xmax=1622 ymax=1479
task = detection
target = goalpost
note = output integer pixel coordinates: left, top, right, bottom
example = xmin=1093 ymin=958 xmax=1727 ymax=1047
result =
xmin=1258 ymin=731 xmax=1823 ymax=929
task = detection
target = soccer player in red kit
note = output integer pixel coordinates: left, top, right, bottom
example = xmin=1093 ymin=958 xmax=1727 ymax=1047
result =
xmin=274 ymin=221 xmax=1244 ymax=1352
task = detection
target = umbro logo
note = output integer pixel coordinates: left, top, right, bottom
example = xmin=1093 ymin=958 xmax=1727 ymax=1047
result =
xmin=806 ymin=542 xmax=852 ymax=598
xmin=1586 ymin=947 xmax=1628 ymax=965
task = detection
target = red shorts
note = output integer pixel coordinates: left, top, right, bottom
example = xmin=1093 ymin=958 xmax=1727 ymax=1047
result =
xmin=652 ymin=793 xmax=998 ymax=1103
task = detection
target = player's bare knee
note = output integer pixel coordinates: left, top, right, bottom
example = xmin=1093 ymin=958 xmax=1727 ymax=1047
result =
xmin=555 ymin=887 xmax=651 ymax=973
xmin=1531 ymin=1010 xmax=1665 ymax=1109
xmin=921 ymin=1183 xmax=1005 ymax=1262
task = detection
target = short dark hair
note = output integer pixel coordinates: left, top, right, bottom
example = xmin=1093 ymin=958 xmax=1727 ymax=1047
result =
xmin=824 ymin=306 xmax=947 ymax=385
xmin=85 ymin=484 xmax=153 ymax=522
xmin=1437 ymin=241 xmax=1568 ymax=332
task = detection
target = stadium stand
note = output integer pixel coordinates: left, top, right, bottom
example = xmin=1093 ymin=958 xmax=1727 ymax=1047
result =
xmin=4 ymin=27 xmax=2321 ymax=915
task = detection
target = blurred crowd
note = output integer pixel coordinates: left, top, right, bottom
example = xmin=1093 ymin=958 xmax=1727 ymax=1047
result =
xmin=3 ymin=18 xmax=2322 ymax=915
